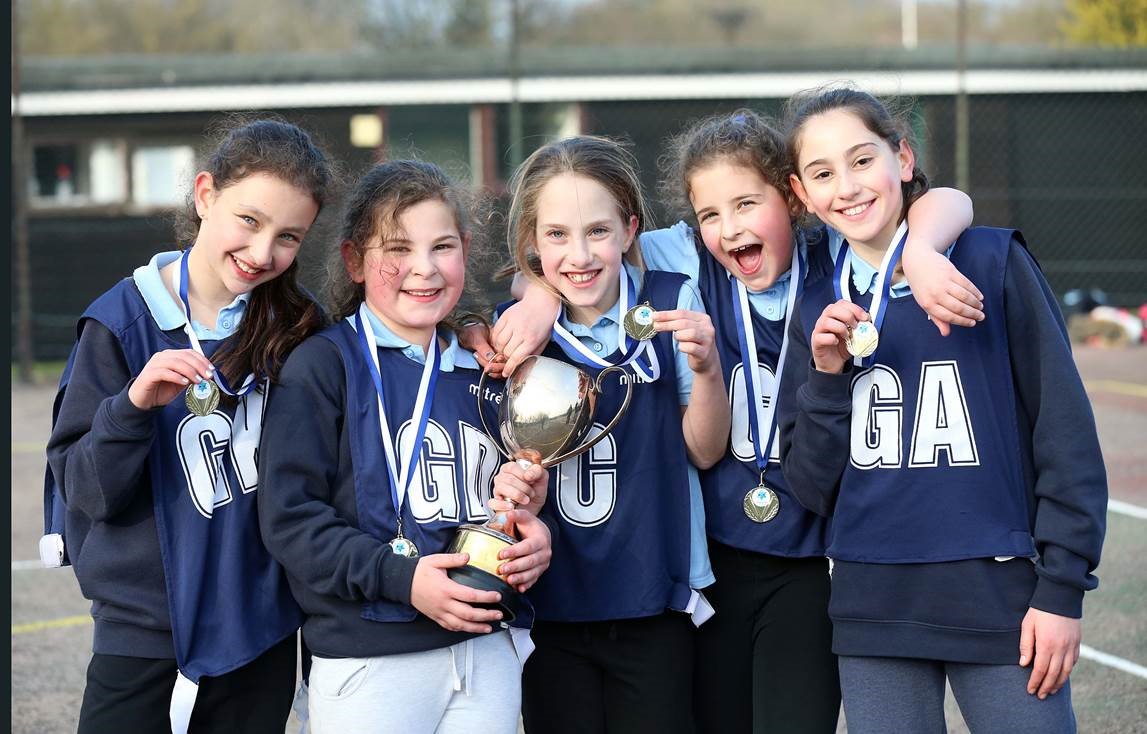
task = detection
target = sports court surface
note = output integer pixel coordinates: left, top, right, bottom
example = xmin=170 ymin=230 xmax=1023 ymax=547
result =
xmin=10 ymin=346 xmax=1147 ymax=732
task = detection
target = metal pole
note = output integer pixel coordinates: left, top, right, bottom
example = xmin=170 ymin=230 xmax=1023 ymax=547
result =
xmin=12 ymin=0 xmax=37 ymax=383
xmin=954 ymin=0 xmax=970 ymax=192
xmin=508 ymin=0 xmax=523 ymax=169
xmin=902 ymin=0 xmax=918 ymax=50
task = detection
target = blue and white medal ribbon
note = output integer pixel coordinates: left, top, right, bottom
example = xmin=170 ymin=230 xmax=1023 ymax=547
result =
xmin=729 ymin=245 xmax=803 ymax=523
xmin=550 ymin=266 xmax=660 ymax=381
xmin=172 ymin=249 xmax=258 ymax=416
xmin=833 ymin=221 xmax=909 ymax=368
xmin=352 ymin=304 xmax=441 ymax=558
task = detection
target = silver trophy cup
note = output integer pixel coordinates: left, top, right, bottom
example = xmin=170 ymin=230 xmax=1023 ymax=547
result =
xmin=446 ymin=355 xmax=634 ymax=620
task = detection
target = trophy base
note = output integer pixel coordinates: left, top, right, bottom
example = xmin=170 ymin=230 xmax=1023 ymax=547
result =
xmin=447 ymin=523 xmax=525 ymax=623
xmin=446 ymin=564 xmax=527 ymax=623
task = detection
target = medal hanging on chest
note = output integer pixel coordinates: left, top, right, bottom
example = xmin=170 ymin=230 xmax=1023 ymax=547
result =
xmin=729 ymin=244 xmax=804 ymax=524
xmin=834 ymin=222 xmax=909 ymax=368
xmin=388 ymin=519 xmax=419 ymax=558
xmin=743 ymin=472 xmax=781 ymax=524
xmin=354 ymin=305 xmax=441 ymax=560
xmin=173 ymin=249 xmax=259 ymax=417
xmin=552 ymin=266 xmax=661 ymax=383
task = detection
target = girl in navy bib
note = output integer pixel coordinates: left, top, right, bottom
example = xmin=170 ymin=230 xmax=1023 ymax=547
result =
xmin=780 ymin=85 xmax=1106 ymax=734
xmin=485 ymin=135 xmax=731 ymax=734
xmin=257 ymin=160 xmax=554 ymax=734
xmin=45 ymin=119 xmax=333 ymax=733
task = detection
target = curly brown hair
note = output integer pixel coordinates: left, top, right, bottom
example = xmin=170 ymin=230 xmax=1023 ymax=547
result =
xmin=658 ymin=108 xmax=799 ymax=225
xmin=325 ymin=159 xmax=484 ymax=325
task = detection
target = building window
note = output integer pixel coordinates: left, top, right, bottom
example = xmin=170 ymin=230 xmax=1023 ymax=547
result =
xmin=29 ymin=139 xmax=194 ymax=210
xmin=131 ymin=145 xmax=194 ymax=206
xmin=31 ymin=140 xmax=127 ymax=206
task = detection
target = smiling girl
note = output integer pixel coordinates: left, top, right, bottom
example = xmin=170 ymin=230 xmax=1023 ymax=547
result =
xmin=779 ymin=86 xmax=1106 ymax=734
xmin=45 ymin=119 xmax=333 ymax=733
xmin=487 ymin=135 xmax=729 ymax=734
xmin=257 ymin=160 xmax=553 ymax=734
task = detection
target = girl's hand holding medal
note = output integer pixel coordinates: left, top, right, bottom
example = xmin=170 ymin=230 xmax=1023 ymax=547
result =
xmin=128 ymin=349 xmax=217 ymax=411
xmin=654 ymin=308 xmax=719 ymax=375
xmin=811 ymin=300 xmax=873 ymax=375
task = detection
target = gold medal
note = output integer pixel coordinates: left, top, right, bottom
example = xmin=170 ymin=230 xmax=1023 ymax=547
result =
xmin=845 ymin=320 xmax=879 ymax=358
xmin=743 ymin=485 xmax=780 ymax=523
xmin=623 ymin=302 xmax=657 ymax=341
xmin=184 ymin=379 xmax=220 ymax=417
xmin=388 ymin=536 xmax=419 ymax=558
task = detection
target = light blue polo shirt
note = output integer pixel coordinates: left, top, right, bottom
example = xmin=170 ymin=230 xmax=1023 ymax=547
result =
xmin=549 ymin=260 xmax=715 ymax=590
xmin=828 ymin=230 xmax=957 ymax=299
xmin=360 ymin=305 xmax=478 ymax=372
xmin=132 ymin=251 xmax=248 ymax=340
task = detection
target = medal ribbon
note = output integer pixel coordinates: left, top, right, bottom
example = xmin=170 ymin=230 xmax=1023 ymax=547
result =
xmin=550 ymin=265 xmax=660 ymax=381
xmin=728 ymin=243 xmax=804 ymax=480
xmin=352 ymin=304 xmax=441 ymax=536
xmin=172 ymin=249 xmax=258 ymax=396
xmin=833 ymin=221 xmax=909 ymax=368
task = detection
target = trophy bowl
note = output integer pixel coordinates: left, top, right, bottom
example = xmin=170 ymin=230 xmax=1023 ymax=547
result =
xmin=447 ymin=355 xmax=633 ymax=621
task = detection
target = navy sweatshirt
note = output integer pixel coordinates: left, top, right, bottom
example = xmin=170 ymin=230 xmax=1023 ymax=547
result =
xmin=46 ymin=320 xmax=176 ymax=657
xmin=777 ymin=229 xmax=1107 ymax=663
xmin=257 ymin=328 xmax=547 ymax=658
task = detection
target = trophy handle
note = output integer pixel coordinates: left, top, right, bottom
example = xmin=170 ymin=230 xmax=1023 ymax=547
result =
xmin=543 ymin=364 xmax=634 ymax=467
xmin=476 ymin=366 xmax=514 ymax=462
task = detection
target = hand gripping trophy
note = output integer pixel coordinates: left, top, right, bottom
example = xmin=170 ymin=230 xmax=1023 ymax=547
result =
xmin=447 ymin=355 xmax=633 ymax=621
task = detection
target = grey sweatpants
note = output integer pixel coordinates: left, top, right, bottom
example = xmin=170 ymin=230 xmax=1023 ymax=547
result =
xmin=308 ymin=631 xmax=521 ymax=734
xmin=838 ymin=655 xmax=1076 ymax=734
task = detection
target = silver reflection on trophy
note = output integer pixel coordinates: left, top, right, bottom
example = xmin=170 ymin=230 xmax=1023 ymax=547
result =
xmin=446 ymin=355 xmax=634 ymax=621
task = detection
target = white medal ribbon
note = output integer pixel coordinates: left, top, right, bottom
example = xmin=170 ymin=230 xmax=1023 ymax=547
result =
xmin=550 ymin=265 xmax=660 ymax=381
xmin=730 ymin=245 xmax=803 ymax=478
xmin=350 ymin=304 xmax=441 ymax=530
xmin=835 ymin=220 xmax=908 ymax=368
xmin=171 ymin=249 xmax=257 ymax=396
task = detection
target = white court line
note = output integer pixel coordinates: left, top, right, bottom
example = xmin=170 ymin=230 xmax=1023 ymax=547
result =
xmin=1080 ymin=645 xmax=1147 ymax=681
xmin=1109 ymin=499 xmax=1147 ymax=520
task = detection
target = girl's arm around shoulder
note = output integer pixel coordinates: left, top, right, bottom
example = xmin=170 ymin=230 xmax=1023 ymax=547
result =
xmin=476 ymin=273 xmax=560 ymax=378
xmin=655 ymin=280 xmax=728 ymax=469
xmin=777 ymin=302 xmax=855 ymax=517
xmin=46 ymin=319 xmax=157 ymax=522
xmin=638 ymin=222 xmax=702 ymax=281
xmin=474 ymin=222 xmax=702 ymax=377
xmin=1003 ymin=237 xmax=1107 ymax=618
xmin=902 ymin=187 xmax=986 ymax=335
xmin=257 ymin=335 xmax=419 ymax=606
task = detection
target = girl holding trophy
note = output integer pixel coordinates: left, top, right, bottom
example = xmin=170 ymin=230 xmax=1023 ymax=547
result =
xmin=473 ymin=111 xmax=980 ymax=733
xmin=257 ymin=160 xmax=553 ymax=734
xmin=490 ymin=135 xmax=731 ymax=734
